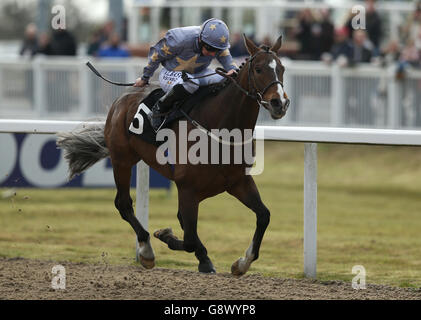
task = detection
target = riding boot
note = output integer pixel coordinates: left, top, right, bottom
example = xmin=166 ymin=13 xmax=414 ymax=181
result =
xmin=149 ymin=84 xmax=192 ymax=131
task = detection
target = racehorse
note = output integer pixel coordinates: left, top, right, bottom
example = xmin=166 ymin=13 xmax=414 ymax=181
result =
xmin=57 ymin=35 xmax=289 ymax=276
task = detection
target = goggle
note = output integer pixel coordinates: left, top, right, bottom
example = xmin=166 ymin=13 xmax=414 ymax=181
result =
xmin=201 ymin=41 xmax=221 ymax=53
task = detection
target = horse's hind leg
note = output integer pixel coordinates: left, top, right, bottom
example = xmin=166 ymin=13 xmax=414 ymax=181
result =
xmin=153 ymin=210 xmax=183 ymax=250
xmin=227 ymin=175 xmax=270 ymax=276
xmin=154 ymin=225 xmax=215 ymax=273
xmin=112 ymin=161 xmax=155 ymax=269
xmin=154 ymin=190 xmax=215 ymax=273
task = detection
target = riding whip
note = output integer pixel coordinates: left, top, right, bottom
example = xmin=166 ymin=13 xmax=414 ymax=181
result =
xmin=86 ymin=62 xmax=135 ymax=86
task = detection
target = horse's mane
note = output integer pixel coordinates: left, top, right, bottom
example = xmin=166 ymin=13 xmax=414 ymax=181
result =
xmin=196 ymin=55 xmax=251 ymax=107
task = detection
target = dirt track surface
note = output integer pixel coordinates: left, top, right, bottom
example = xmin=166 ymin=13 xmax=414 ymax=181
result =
xmin=1 ymin=257 xmax=421 ymax=300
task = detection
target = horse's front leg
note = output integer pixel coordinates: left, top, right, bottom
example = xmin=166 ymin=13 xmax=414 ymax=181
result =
xmin=227 ymin=175 xmax=270 ymax=276
xmin=154 ymin=189 xmax=215 ymax=273
xmin=112 ymin=161 xmax=155 ymax=269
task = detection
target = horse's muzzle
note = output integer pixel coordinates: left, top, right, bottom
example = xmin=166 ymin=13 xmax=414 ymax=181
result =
xmin=270 ymin=98 xmax=290 ymax=119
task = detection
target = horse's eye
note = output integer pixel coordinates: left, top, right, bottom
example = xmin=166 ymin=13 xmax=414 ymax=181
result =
xmin=255 ymin=68 xmax=262 ymax=74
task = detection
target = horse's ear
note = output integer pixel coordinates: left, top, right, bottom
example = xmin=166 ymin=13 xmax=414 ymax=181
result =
xmin=270 ymin=35 xmax=283 ymax=53
xmin=243 ymin=33 xmax=259 ymax=56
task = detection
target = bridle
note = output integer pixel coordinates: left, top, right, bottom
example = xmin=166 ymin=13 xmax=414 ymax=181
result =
xmin=215 ymin=49 xmax=285 ymax=109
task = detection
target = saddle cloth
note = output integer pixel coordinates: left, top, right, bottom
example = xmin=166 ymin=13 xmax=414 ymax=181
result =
xmin=128 ymin=82 xmax=226 ymax=147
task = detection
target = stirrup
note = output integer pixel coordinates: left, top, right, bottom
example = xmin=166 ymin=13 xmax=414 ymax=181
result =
xmin=148 ymin=112 xmax=164 ymax=132
xmin=150 ymin=102 xmax=171 ymax=132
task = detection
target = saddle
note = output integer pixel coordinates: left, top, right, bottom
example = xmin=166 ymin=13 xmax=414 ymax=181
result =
xmin=128 ymin=81 xmax=227 ymax=147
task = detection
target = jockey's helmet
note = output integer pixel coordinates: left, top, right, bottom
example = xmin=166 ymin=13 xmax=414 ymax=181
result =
xmin=199 ymin=18 xmax=230 ymax=51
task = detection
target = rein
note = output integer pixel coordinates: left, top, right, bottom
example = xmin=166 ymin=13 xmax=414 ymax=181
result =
xmin=86 ymin=51 xmax=282 ymax=147
xmin=178 ymin=108 xmax=254 ymax=147
xmin=184 ymin=50 xmax=284 ymax=107
xmin=181 ymin=50 xmax=283 ymax=146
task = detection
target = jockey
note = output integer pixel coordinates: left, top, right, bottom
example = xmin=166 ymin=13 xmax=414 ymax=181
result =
xmin=133 ymin=18 xmax=238 ymax=131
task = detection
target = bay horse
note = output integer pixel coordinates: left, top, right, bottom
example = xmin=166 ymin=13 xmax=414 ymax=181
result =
xmin=57 ymin=35 xmax=289 ymax=276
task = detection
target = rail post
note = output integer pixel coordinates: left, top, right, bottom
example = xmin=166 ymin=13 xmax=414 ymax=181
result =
xmin=304 ymin=143 xmax=317 ymax=278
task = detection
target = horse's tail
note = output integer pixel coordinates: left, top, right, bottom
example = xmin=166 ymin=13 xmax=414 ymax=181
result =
xmin=56 ymin=122 xmax=109 ymax=180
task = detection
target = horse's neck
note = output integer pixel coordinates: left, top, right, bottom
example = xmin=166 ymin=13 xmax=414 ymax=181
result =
xmin=198 ymin=66 xmax=259 ymax=131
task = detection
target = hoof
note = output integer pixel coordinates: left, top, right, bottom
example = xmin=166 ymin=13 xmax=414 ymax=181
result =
xmin=153 ymin=228 xmax=173 ymax=240
xmin=137 ymin=241 xmax=155 ymax=269
xmin=231 ymin=259 xmax=246 ymax=276
xmin=199 ymin=260 xmax=216 ymax=274
xmin=139 ymin=255 xmax=155 ymax=269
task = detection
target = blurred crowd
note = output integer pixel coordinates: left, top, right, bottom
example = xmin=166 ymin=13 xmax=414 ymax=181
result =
xmin=19 ymin=19 xmax=131 ymax=58
xmin=20 ymin=23 xmax=77 ymax=57
xmin=20 ymin=0 xmax=421 ymax=79
xmin=229 ymin=0 xmax=421 ymax=79
xmin=86 ymin=20 xmax=131 ymax=58
xmin=290 ymin=0 xmax=421 ymax=78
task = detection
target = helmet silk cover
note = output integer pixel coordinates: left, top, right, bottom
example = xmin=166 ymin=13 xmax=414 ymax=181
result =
xmin=200 ymin=18 xmax=230 ymax=50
